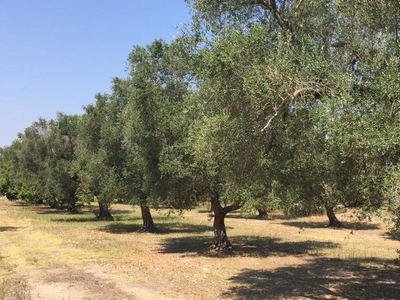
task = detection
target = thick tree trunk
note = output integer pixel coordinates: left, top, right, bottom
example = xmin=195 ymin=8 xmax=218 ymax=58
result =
xmin=325 ymin=205 xmax=344 ymax=228
xmin=212 ymin=208 xmax=232 ymax=250
xmin=210 ymin=192 xmax=241 ymax=251
xmin=67 ymin=196 xmax=78 ymax=214
xmin=97 ymin=202 xmax=113 ymax=221
xmin=140 ymin=204 xmax=157 ymax=232
xmin=66 ymin=177 xmax=79 ymax=214
xmin=258 ymin=209 xmax=268 ymax=219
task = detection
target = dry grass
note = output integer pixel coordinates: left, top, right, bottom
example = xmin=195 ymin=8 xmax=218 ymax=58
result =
xmin=0 ymin=197 xmax=399 ymax=299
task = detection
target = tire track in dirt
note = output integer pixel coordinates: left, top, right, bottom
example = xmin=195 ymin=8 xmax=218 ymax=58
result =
xmin=28 ymin=266 xmax=135 ymax=300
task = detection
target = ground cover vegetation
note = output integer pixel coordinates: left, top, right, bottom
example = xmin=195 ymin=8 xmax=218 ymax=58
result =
xmin=1 ymin=0 xmax=400 ymax=248
xmin=0 ymin=199 xmax=399 ymax=299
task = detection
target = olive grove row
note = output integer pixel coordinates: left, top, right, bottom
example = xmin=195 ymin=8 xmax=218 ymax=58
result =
xmin=1 ymin=0 xmax=400 ymax=248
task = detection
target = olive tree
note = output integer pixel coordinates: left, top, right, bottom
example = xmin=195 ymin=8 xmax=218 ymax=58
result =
xmin=185 ymin=0 xmax=400 ymax=229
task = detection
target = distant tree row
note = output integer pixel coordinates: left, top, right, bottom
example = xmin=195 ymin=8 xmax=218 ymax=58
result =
xmin=2 ymin=0 xmax=400 ymax=248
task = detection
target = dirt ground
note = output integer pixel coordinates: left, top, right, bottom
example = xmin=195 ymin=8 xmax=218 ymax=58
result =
xmin=0 ymin=199 xmax=184 ymax=300
xmin=1 ymin=197 xmax=400 ymax=300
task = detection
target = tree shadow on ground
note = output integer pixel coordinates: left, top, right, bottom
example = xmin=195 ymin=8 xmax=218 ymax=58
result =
xmin=99 ymin=222 xmax=143 ymax=233
xmin=0 ymin=226 xmax=24 ymax=232
xmin=385 ymin=231 xmax=400 ymax=241
xmin=99 ymin=222 xmax=211 ymax=235
xmin=30 ymin=203 xmax=90 ymax=215
xmin=226 ymin=215 xmax=274 ymax=221
xmin=158 ymin=235 xmax=212 ymax=255
xmin=156 ymin=223 xmax=211 ymax=234
xmin=34 ymin=206 xmax=79 ymax=215
xmin=30 ymin=204 xmax=135 ymax=216
xmin=221 ymin=257 xmax=400 ymax=299
xmin=277 ymin=220 xmax=331 ymax=229
xmin=159 ymin=235 xmax=339 ymax=257
xmin=50 ymin=210 xmax=142 ymax=222
xmin=225 ymin=210 xmax=283 ymax=220
xmin=233 ymin=236 xmax=339 ymax=257
xmin=9 ymin=201 xmax=33 ymax=207
xmin=51 ymin=215 xmax=143 ymax=222
xmin=279 ymin=220 xmax=381 ymax=230
xmin=225 ymin=211 xmax=294 ymax=221
xmin=51 ymin=216 xmax=100 ymax=222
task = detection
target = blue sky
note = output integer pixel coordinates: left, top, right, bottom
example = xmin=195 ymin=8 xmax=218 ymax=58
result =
xmin=0 ymin=0 xmax=192 ymax=148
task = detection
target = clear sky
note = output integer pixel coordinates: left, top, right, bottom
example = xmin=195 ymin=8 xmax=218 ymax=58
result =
xmin=0 ymin=0 xmax=192 ymax=148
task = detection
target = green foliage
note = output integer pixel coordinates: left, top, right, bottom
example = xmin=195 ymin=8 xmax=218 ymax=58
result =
xmin=0 ymin=159 xmax=12 ymax=196
xmin=74 ymin=92 xmax=127 ymax=218
xmin=118 ymin=38 xmax=194 ymax=211
xmin=0 ymin=114 xmax=80 ymax=208
xmin=184 ymin=0 xmax=400 ymax=225
xmin=17 ymin=184 xmax=39 ymax=204
xmin=75 ymin=184 xmax=93 ymax=205
xmin=5 ymin=188 xmax=18 ymax=201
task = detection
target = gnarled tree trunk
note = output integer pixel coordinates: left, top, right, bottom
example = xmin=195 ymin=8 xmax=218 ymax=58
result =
xmin=325 ymin=204 xmax=344 ymax=228
xmin=210 ymin=192 xmax=241 ymax=251
xmin=67 ymin=181 xmax=79 ymax=214
xmin=97 ymin=201 xmax=113 ymax=221
xmin=140 ymin=203 xmax=157 ymax=232
xmin=258 ymin=208 xmax=268 ymax=219
xmin=67 ymin=196 xmax=78 ymax=214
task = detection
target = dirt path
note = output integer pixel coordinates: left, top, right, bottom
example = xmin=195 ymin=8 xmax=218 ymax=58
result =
xmin=0 ymin=198 xmax=174 ymax=300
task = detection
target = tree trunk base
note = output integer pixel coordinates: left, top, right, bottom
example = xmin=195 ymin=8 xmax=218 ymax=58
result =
xmin=326 ymin=205 xmax=345 ymax=228
xmin=138 ymin=225 xmax=158 ymax=233
xmin=210 ymin=239 xmax=234 ymax=251
xmin=328 ymin=219 xmax=345 ymax=228
xmin=96 ymin=213 xmax=114 ymax=221
xmin=96 ymin=202 xmax=113 ymax=221
xmin=139 ymin=204 xmax=157 ymax=233
xmin=67 ymin=198 xmax=78 ymax=214
xmin=66 ymin=206 xmax=79 ymax=214
xmin=258 ymin=209 xmax=268 ymax=219
xmin=210 ymin=192 xmax=240 ymax=252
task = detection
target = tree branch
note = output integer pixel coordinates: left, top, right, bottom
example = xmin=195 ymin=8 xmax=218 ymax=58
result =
xmin=294 ymin=0 xmax=305 ymax=11
xmin=258 ymin=0 xmax=293 ymax=33
xmin=223 ymin=202 xmax=242 ymax=214
xmin=210 ymin=192 xmax=242 ymax=215
xmin=261 ymin=86 xmax=323 ymax=131
xmin=261 ymin=97 xmax=288 ymax=131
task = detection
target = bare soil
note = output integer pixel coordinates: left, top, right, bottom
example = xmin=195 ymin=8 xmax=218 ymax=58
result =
xmin=1 ymin=197 xmax=399 ymax=299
